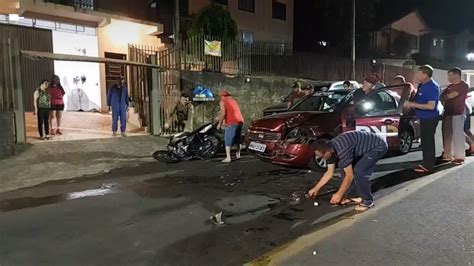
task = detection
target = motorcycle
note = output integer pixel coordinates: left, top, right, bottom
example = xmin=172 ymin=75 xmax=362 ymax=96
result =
xmin=153 ymin=122 xmax=222 ymax=163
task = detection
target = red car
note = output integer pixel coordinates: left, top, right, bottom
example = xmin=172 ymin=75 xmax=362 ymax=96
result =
xmin=245 ymin=84 xmax=420 ymax=170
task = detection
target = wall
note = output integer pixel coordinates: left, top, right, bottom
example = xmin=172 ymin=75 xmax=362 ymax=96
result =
xmin=0 ymin=24 xmax=54 ymax=112
xmin=181 ymin=71 xmax=309 ymax=127
xmin=188 ymin=0 xmax=294 ymax=44
xmin=0 ymin=112 xmax=14 ymax=159
xmin=52 ymin=31 xmax=101 ymax=111
xmin=97 ymin=18 xmax=163 ymax=111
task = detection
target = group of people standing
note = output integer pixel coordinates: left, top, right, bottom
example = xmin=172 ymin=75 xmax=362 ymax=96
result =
xmin=404 ymin=65 xmax=472 ymax=173
xmin=33 ymin=75 xmax=65 ymax=140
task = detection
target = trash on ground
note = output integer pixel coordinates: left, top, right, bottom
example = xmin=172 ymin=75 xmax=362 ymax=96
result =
xmin=312 ymin=251 xmax=318 ymax=255
xmin=289 ymin=190 xmax=307 ymax=205
xmin=210 ymin=212 xmax=225 ymax=225
xmin=313 ymin=202 xmax=319 ymax=207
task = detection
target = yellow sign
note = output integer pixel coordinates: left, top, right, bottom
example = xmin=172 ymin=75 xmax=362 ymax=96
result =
xmin=204 ymin=40 xmax=222 ymax=57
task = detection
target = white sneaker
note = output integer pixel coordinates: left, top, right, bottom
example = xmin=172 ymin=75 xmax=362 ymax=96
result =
xmin=112 ymin=132 xmax=117 ymax=137
xmin=121 ymin=132 xmax=127 ymax=137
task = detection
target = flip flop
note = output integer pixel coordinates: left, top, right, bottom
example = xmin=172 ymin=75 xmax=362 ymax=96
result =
xmin=340 ymin=198 xmax=363 ymax=206
xmin=414 ymin=165 xmax=431 ymax=173
xmin=355 ymin=202 xmax=375 ymax=212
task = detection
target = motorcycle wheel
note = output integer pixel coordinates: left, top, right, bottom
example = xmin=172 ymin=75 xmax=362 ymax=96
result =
xmin=152 ymin=150 xmax=181 ymax=163
xmin=200 ymin=135 xmax=222 ymax=160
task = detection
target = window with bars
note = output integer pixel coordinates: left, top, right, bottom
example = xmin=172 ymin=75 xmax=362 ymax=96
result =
xmin=272 ymin=1 xmax=286 ymax=21
xmin=238 ymin=0 xmax=255 ymax=13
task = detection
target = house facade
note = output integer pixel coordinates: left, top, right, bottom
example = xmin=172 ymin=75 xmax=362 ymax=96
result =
xmin=187 ymin=0 xmax=294 ymax=46
xmin=0 ymin=0 xmax=164 ymax=112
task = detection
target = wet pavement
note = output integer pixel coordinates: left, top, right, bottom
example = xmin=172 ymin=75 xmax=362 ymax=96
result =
xmin=0 ymin=136 xmax=460 ymax=266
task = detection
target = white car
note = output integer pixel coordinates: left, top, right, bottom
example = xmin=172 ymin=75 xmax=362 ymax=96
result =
xmin=328 ymin=80 xmax=360 ymax=91
xmin=467 ymin=88 xmax=474 ymax=115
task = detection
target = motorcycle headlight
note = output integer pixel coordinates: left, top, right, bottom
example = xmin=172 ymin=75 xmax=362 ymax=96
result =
xmin=286 ymin=128 xmax=307 ymax=140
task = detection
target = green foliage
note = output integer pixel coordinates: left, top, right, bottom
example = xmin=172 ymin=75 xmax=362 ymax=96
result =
xmin=188 ymin=4 xmax=238 ymax=39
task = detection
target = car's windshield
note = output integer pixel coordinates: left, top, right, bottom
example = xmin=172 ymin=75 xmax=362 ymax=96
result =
xmin=290 ymin=91 xmax=350 ymax=112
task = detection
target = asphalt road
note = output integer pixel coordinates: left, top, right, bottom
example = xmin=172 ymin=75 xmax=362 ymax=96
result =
xmin=0 ymin=129 xmax=448 ymax=265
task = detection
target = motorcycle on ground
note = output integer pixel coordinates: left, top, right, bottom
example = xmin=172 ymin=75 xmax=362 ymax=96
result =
xmin=153 ymin=123 xmax=222 ymax=163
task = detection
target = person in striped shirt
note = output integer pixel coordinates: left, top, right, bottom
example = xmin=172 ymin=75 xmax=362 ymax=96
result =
xmin=308 ymin=131 xmax=388 ymax=212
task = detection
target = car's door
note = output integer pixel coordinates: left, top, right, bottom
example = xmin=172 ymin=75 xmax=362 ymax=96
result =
xmin=348 ymin=90 xmax=401 ymax=147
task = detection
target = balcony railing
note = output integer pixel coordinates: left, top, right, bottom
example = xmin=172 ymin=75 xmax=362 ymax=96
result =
xmin=44 ymin=0 xmax=95 ymax=10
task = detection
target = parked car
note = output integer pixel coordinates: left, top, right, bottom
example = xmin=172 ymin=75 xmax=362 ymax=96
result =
xmin=262 ymin=81 xmax=360 ymax=116
xmin=245 ymin=84 xmax=419 ymax=170
xmin=467 ymin=88 xmax=474 ymax=115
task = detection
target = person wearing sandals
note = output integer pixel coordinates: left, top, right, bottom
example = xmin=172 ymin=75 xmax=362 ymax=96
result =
xmin=308 ymin=131 xmax=388 ymax=212
xmin=33 ymin=80 xmax=51 ymax=140
xmin=404 ymin=65 xmax=441 ymax=173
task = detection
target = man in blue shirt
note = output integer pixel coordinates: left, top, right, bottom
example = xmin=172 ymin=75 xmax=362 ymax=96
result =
xmin=107 ymin=77 xmax=129 ymax=137
xmin=404 ymin=65 xmax=440 ymax=173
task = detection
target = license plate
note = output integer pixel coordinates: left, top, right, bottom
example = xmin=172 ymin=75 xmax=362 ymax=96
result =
xmin=248 ymin=142 xmax=266 ymax=152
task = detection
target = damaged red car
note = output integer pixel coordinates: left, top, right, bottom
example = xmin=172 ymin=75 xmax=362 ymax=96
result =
xmin=245 ymin=84 xmax=420 ymax=170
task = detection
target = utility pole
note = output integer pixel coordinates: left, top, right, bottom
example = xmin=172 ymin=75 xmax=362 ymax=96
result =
xmin=174 ymin=0 xmax=181 ymax=92
xmin=351 ymin=0 xmax=356 ymax=80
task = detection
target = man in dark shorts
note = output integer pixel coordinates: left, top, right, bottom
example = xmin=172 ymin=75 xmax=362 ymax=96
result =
xmin=308 ymin=131 xmax=388 ymax=212
xmin=48 ymin=75 xmax=66 ymax=135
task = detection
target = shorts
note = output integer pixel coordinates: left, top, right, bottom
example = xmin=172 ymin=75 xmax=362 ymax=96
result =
xmin=50 ymin=104 xmax=65 ymax=111
xmin=224 ymin=124 xmax=243 ymax=147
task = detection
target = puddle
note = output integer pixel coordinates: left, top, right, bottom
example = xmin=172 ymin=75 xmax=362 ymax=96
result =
xmin=0 ymin=184 xmax=117 ymax=212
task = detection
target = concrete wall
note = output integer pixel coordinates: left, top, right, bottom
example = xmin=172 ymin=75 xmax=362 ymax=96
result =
xmin=181 ymin=71 xmax=308 ymax=127
xmin=0 ymin=112 xmax=15 ymax=159
xmin=189 ymin=0 xmax=294 ymax=44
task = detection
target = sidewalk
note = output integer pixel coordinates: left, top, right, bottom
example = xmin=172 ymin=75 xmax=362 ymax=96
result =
xmin=266 ymin=160 xmax=474 ymax=266
xmin=0 ymin=136 xmax=167 ymax=193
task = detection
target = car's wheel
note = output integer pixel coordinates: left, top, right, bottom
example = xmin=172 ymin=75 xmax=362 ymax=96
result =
xmin=399 ymin=129 xmax=414 ymax=154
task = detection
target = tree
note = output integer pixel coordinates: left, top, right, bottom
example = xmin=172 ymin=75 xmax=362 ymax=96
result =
xmin=188 ymin=4 xmax=238 ymax=39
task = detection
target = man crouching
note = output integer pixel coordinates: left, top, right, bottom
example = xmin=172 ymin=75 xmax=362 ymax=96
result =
xmin=308 ymin=131 xmax=388 ymax=212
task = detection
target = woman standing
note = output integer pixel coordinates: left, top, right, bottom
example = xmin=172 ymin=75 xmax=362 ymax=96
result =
xmin=33 ymin=80 xmax=51 ymax=140
xmin=48 ymin=75 xmax=66 ymax=135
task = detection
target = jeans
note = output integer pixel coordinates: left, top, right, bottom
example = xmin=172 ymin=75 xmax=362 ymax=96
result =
xmin=442 ymin=115 xmax=466 ymax=160
xmin=224 ymin=124 xmax=243 ymax=147
xmin=352 ymin=147 xmax=387 ymax=206
xmin=37 ymin=108 xmax=50 ymax=137
xmin=112 ymin=107 xmax=127 ymax=133
xmin=420 ymin=118 xmax=439 ymax=171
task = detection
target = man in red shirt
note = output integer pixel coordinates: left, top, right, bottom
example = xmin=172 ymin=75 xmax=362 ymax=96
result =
xmin=218 ymin=90 xmax=244 ymax=163
xmin=440 ymin=68 xmax=469 ymax=165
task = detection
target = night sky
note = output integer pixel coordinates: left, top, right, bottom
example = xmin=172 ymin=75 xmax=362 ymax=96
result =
xmin=294 ymin=0 xmax=474 ymax=52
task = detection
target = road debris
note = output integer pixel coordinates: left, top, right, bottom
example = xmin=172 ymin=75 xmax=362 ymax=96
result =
xmin=210 ymin=212 xmax=225 ymax=225
xmin=312 ymin=251 xmax=318 ymax=255
xmin=313 ymin=202 xmax=319 ymax=207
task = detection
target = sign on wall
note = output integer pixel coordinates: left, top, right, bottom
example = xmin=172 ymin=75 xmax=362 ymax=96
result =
xmin=204 ymin=40 xmax=222 ymax=57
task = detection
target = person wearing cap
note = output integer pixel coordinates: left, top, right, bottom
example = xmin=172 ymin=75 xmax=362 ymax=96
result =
xmin=353 ymin=74 xmax=379 ymax=103
xmin=218 ymin=90 xmax=244 ymax=163
xmin=393 ymin=74 xmax=417 ymax=100
xmin=404 ymin=65 xmax=441 ymax=173
xmin=288 ymin=81 xmax=306 ymax=108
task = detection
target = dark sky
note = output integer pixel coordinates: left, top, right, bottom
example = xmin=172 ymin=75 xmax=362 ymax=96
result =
xmin=294 ymin=0 xmax=474 ymax=52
